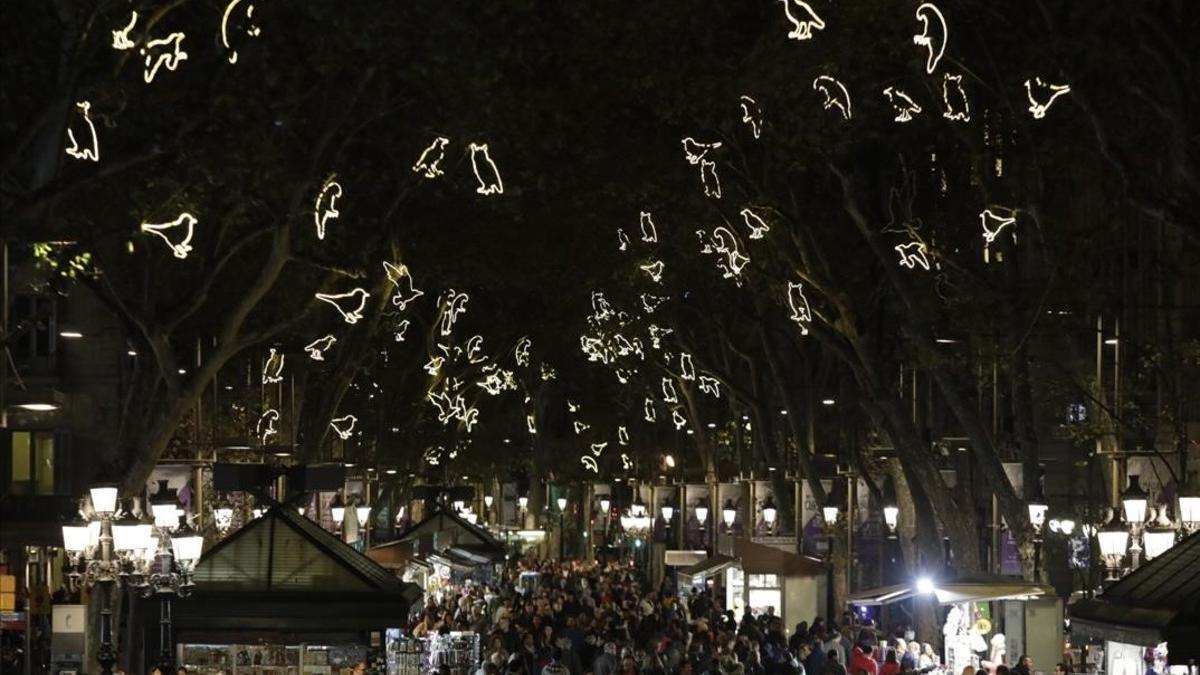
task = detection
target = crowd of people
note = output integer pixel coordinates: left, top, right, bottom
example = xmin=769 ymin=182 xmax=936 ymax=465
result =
xmin=403 ymin=559 xmax=1044 ymax=675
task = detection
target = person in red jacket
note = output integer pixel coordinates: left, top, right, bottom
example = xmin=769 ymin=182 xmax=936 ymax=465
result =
xmin=880 ymin=650 xmax=901 ymax=675
xmin=850 ymin=646 xmax=879 ymax=675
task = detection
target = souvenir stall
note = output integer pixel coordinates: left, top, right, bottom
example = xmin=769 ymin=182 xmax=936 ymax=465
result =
xmin=170 ymin=506 xmax=421 ymax=675
xmin=680 ymin=540 xmax=825 ymax=627
xmin=1070 ymin=531 xmax=1200 ymax=675
xmin=848 ymin=575 xmax=1061 ymax=675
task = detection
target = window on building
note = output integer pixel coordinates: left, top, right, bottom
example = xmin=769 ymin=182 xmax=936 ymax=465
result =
xmin=10 ymin=294 xmax=56 ymax=363
xmin=8 ymin=431 xmax=56 ymax=496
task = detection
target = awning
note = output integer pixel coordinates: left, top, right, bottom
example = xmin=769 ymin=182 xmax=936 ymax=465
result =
xmin=734 ymin=538 xmax=826 ymax=576
xmin=680 ymin=554 xmax=738 ymax=580
xmin=848 ymin=576 xmax=1051 ymax=606
xmin=367 ymin=539 xmax=416 ymax=570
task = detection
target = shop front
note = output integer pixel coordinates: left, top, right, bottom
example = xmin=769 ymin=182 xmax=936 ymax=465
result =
xmin=1069 ymin=531 xmax=1200 ymax=675
xmin=681 ymin=540 xmax=825 ymax=627
xmin=168 ymin=505 xmax=422 ymax=675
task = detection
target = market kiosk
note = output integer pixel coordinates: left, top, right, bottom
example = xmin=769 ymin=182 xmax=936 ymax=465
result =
xmin=167 ymin=505 xmax=421 ymax=675
xmin=680 ymin=540 xmax=826 ymax=628
xmin=848 ymin=575 xmax=1061 ymax=675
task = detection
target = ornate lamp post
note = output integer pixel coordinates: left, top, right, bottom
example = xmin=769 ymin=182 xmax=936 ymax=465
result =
xmin=761 ymin=496 xmax=778 ymax=534
xmin=1141 ymin=507 xmax=1176 ymax=560
xmin=1028 ymin=489 xmax=1049 ymax=574
xmin=721 ymin=498 xmax=737 ymax=534
xmin=882 ymin=502 xmax=900 ymax=539
xmin=1178 ymin=480 xmax=1200 ymax=536
xmin=1097 ymin=511 xmax=1130 ymax=581
xmin=1121 ymin=474 xmax=1149 ymax=568
xmin=557 ymin=496 xmax=569 ymax=560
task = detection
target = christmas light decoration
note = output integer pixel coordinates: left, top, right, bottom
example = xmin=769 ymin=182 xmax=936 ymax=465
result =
xmin=739 ymin=96 xmax=763 ymax=138
xmin=394 ymin=319 xmax=410 ymax=342
xmin=813 ymin=76 xmax=852 ymax=120
xmin=740 ymin=208 xmax=770 ymax=239
xmin=312 ymin=176 xmax=342 ymax=240
xmin=262 ymin=348 xmax=284 ymax=384
xmin=698 ymin=375 xmax=721 ymax=397
xmin=618 ymin=426 xmax=630 ymax=445
xmin=644 ymin=397 xmax=657 ymax=422
xmin=649 ymin=325 xmax=673 ymax=350
xmin=980 ymin=208 xmax=1016 ymax=244
xmin=621 ymin=454 xmax=632 ymax=470
xmin=941 ymin=73 xmax=970 ymax=122
xmin=882 ymin=87 xmax=923 ymax=122
xmin=140 ymin=212 xmax=196 ymax=259
xmin=329 ymin=415 xmax=358 ymax=439
xmin=680 ymin=353 xmax=696 ymax=380
xmin=112 ymin=12 xmax=137 ymax=50
xmin=65 ymin=101 xmax=99 ymax=161
xmin=640 ymin=211 xmax=658 ymax=243
xmin=590 ymin=442 xmax=607 ymax=456
xmin=700 ymin=159 xmax=721 ymax=198
xmin=257 ymin=409 xmax=279 ymax=444
xmin=305 ymin=335 xmax=337 ymax=360
xmin=515 ymin=337 xmax=532 ymax=366
xmin=618 ymin=229 xmax=631 ymax=251
xmin=913 ymin=3 xmax=947 ymax=74
xmin=640 ymin=260 xmax=665 ymax=283
xmin=672 ymin=409 xmax=687 ymax=430
xmin=466 ymin=335 xmax=487 ymax=363
xmin=895 ymin=242 xmax=931 ymax=270
xmin=786 ymin=282 xmax=813 ymax=334
xmin=781 ymin=0 xmax=825 ymax=41
xmin=412 ymin=136 xmax=450 ymax=178
xmin=701 ymin=226 xmax=749 ymax=282
xmin=574 ymin=420 xmax=591 ymax=435
xmin=527 ymin=414 xmax=537 ymax=434
xmin=640 ymin=293 xmax=666 ymax=314
xmin=423 ymin=355 xmax=445 ymax=376
xmin=682 ymin=138 xmax=721 ymax=165
xmin=315 ymin=288 xmax=370 ymax=324
xmin=468 ymin=142 xmax=503 ymax=195
xmin=662 ymin=378 xmax=679 ymax=404
xmin=1024 ymin=77 xmax=1071 ymax=118
xmin=581 ymin=456 xmax=599 ymax=473
xmin=383 ymin=261 xmax=424 ymax=309
xmin=220 ymin=0 xmax=260 ymax=64
xmin=140 ymin=32 xmax=187 ymax=83
xmin=438 ymin=290 xmax=469 ymax=336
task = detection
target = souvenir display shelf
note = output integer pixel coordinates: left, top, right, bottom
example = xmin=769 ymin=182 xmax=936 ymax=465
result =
xmin=178 ymin=642 xmax=370 ymax=675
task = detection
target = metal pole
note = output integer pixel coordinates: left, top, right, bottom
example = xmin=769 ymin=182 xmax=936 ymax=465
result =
xmin=98 ymin=591 xmax=117 ymax=675
xmin=158 ymin=596 xmax=174 ymax=674
xmin=560 ymin=511 xmax=565 ymax=560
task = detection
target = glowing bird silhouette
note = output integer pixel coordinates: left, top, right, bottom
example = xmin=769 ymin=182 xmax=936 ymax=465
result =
xmin=700 ymin=159 xmax=722 ymax=198
xmin=644 ymin=397 xmax=657 ymax=422
xmin=680 ymin=353 xmax=696 ymax=380
xmin=895 ymin=242 xmax=931 ymax=270
xmin=257 ymin=409 xmax=279 ymax=444
xmin=140 ymin=33 xmax=187 ymax=83
xmin=438 ymin=290 xmax=469 ymax=336
xmin=741 ymin=208 xmax=770 ymax=239
xmin=329 ymin=414 xmax=358 ymax=440
xmin=315 ymin=288 xmax=370 ymax=324
xmin=739 ymin=95 xmax=763 ymax=138
xmin=468 ymin=142 xmax=503 ymax=195
xmin=681 ymin=138 xmax=721 ymax=165
xmin=1024 ymin=78 xmax=1070 ymax=119
xmin=581 ymin=456 xmax=599 ymax=473
xmin=786 ymin=282 xmax=813 ymax=334
xmin=515 ymin=336 xmax=532 ymax=366
xmin=220 ymin=0 xmax=261 ymax=64
xmin=672 ymin=409 xmax=688 ymax=430
xmin=640 ymin=211 xmax=659 ymax=243
xmin=65 ymin=101 xmax=99 ymax=161
xmin=304 ymin=335 xmax=337 ymax=361
xmin=618 ymin=426 xmax=630 ymax=445
xmin=383 ymin=261 xmax=424 ymax=310
xmin=980 ymin=208 xmax=1016 ymax=243
xmin=262 ymin=348 xmax=284 ymax=384
xmin=781 ymin=0 xmax=826 ymax=41
xmin=413 ymin=136 xmax=450 ymax=178
xmin=913 ymin=3 xmax=948 ymax=74
xmin=621 ymin=454 xmax=632 ymax=470
xmin=590 ymin=442 xmax=608 ymax=457
xmin=662 ymin=378 xmax=679 ymax=404
xmin=618 ymin=228 xmax=631 ymax=251
xmin=112 ymin=12 xmax=137 ymax=50
xmin=640 ymin=260 xmax=665 ymax=283
xmin=941 ymin=73 xmax=970 ymax=122
xmin=699 ymin=375 xmax=721 ymax=397
xmin=313 ymin=177 xmax=342 ymax=240
xmin=813 ymin=76 xmax=852 ymax=120
xmin=394 ymin=319 xmax=410 ymax=342
xmin=883 ymin=87 xmax=923 ymax=123
xmin=640 ymin=293 xmax=666 ymax=314
xmin=140 ymin=213 xmax=197 ymax=259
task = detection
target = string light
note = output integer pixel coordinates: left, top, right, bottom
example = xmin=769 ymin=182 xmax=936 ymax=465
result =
xmin=315 ymin=288 xmax=370 ymax=324
xmin=468 ymin=142 xmax=504 ymax=195
xmin=699 ymin=375 xmax=721 ymax=398
xmin=426 ymin=390 xmax=462 ymax=424
xmin=540 ymin=364 xmax=557 ymax=380
xmin=313 ymin=176 xmax=342 ymax=240
xmin=941 ymin=73 xmax=970 ymax=122
xmin=382 ymin=261 xmax=424 ymax=309
xmin=515 ymin=337 xmax=532 ymax=366
xmin=648 ymin=325 xmax=673 ymax=350
xmin=438 ymin=290 xmax=469 ymax=336
xmin=662 ymin=378 xmax=679 ymax=404
xmin=980 ymin=208 xmax=1016 ymax=244
xmin=257 ymin=409 xmax=279 ymax=444
xmin=644 ymin=397 xmax=657 ymax=422
xmin=573 ymin=420 xmax=591 ymax=435
xmin=640 ymin=211 xmax=658 ymax=243
xmin=220 ymin=0 xmax=260 ymax=65
xmin=680 ymin=353 xmax=696 ymax=380
xmin=618 ymin=426 xmax=630 ymax=445
xmin=913 ymin=3 xmax=948 ymax=74
xmin=526 ymin=414 xmax=537 ymax=434
xmin=740 ymin=208 xmax=770 ymax=239
xmin=786 ymin=282 xmax=813 ymax=335
xmin=330 ymin=415 xmax=358 ymax=439
xmin=305 ymin=335 xmax=337 ymax=360
xmin=621 ymin=454 xmax=632 ymax=470
xmin=882 ymin=87 xmax=923 ymax=122
xmin=640 ymin=293 xmax=666 ymax=314
xmin=581 ymin=456 xmax=599 ymax=473
xmin=1025 ymin=77 xmax=1070 ymax=118
xmin=640 ymin=260 xmax=665 ymax=283
xmin=423 ymin=355 xmax=445 ymax=376
xmin=681 ymin=138 xmax=721 ymax=165
xmin=590 ymin=442 xmax=608 ymax=456
xmin=140 ymin=33 xmax=187 ymax=83
xmin=112 ymin=12 xmax=137 ymax=50
xmin=672 ymin=409 xmax=687 ymax=430
xmin=394 ymin=319 xmax=410 ymax=342
xmin=739 ymin=96 xmax=763 ymax=138
xmin=895 ymin=241 xmax=931 ymax=271
xmin=140 ymin=212 xmax=197 ymax=259
xmin=813 ymin=76 xmax=852 ymax=120
xmin=466 ymin=335 xmax=487 ymax=363
xmin=781 ymin=0 xmax=825 ymax=41
xmin=65 ymin=101 xmax=99 ymax=161
xmin=412 ymin=136 xmax=450 ymax=178
xmin=701 ymin=226 xmax=749 ymax=282
xmin=591 ymin=291 xmax=614 ymax=320
xmin=618 ymin=229 xmax=631 ymax=251
xmin=700 ymin=159 xmax=721 ymax=198
xmin=262 ymin=348 xmax=284 ymax=384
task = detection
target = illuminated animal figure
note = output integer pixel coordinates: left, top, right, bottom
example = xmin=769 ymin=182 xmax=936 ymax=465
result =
xmin=979 ymin=209 xmax=1016 ymax=244
xmin=220 ymin=0 xmax=261 ymax=64
xmin=700 ymin=159 xmax=721 ymax=198
xmin=65 ymin=101 xmax=99 ymax=161
xmin=913 ymin=3 xmax=948 ymax=74
xmin=813 ymin=75 xmax=852 ymax=120
xmin=383 ymin=261 xmax=424 ymax=310
xmin=741 ymin=208 xmax=770 ymax=239
xmin=140 ymin=213 xmax=197 ymax=259
xmin=895 ymin=241 xmax=931 ymax=270
xmin=468 ymin=142 xmax=504 ymax=195
xmin=315 ymin=288 xmax=370 ymax=324
xmin=640 ymin=211 xmax=659 ymax=243
xmin=781 ymin=0 xmax=826 ymax=41
xmin=1024 ymin=78 xmax=1070 ymax=119
xmin=739 ymin=95 xmax=763 ymax=138
xmin=941 ymin=73 xmax=970 ymax=122
xmin=883 ymin=87 xmax=923 ymax=123
xmin=262 ymin=348 xmax=284 ymax=384
xmin=304 ymin=335 xmax=337 ymax=360
xmin=329 ymin=414 xmax=358 ymax=440
xmin=112 ymin=12 xmax=137 ymax=50
xmin=313 ymin=177 xmax=342 ymax=240
xmin=140 ymin=32 xmax=188 ymax=83
xmin=786 ymin=282 xmax=813 ymax=334
xmin=640 ymin=260 xmax=665 ymax=283
xmin=681 ymin=138 xmax=721 ymax=165
xmin=257 ymin=409 xmax=279 ymax=443
xmin=413 ymin=136 xmax=450 ymax=178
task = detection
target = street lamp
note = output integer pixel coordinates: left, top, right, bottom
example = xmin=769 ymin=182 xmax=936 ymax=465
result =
xmin=1028 ymin=488 xmax=1049 ymax=575
xmin=331 ymin=493 xmax=346 ymax=527
xmin=1097 ymin=512 xmax=1130 ymax=580
xmin=631 ymin=494 xmax=648 ymax=518
xmin=822 ymin=497 xmax=839 ymax=526
xmin=762 ymin=496 xmax=778 ymax=533
xmin=557 ymin=496 xmax=569 ymax=559
xmin=722 ymin=499 xmax=737 ymax=532
xmin=694 ymin=501 xmax=708 ymax=525
xmin=882 ymin=503 xmax=900 ymax=538
xmin=1121 ymin=475 xmax=1149 ymax=568
xmin=1141 ymin=507 xmax=1176 ymax=560
xmin=1178 ymin=480 xmax=1200 ymax=535
xmin=661 ymin=503 xmax=675 ymax=522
